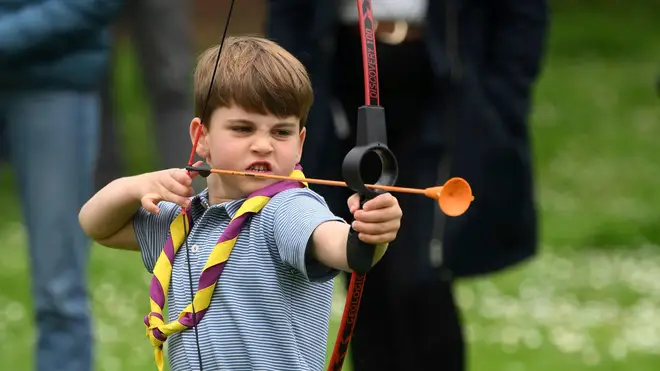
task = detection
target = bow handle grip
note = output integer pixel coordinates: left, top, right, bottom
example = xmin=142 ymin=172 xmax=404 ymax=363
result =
xmin=345 ymin=195 xmax=389 ymax=274
xmin=342 ymin=105 xmax=399 ymax=273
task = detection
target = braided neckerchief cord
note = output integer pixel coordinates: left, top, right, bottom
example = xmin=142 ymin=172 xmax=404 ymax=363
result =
xmin=143 ymin=166 xmax=308 ymax=371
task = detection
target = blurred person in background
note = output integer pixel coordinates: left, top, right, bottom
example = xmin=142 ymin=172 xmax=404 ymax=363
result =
xmin=95 ymin=0 xmax=194 ymax=190
xmin=267 ymin=0 xmax=549 ymax=370
xmin=0 ymin=1 xmax=123 ymax=370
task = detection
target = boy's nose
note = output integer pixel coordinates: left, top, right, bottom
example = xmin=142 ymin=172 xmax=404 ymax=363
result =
xmin=250 ymin=137 xmax=274 ymax=154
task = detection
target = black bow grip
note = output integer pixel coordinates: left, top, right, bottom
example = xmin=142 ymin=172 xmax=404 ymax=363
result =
xmin=342 ymin=105 xmax=399 ymax=273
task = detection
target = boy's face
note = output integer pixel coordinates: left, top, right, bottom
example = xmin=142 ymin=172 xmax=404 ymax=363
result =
xmin=190 ymin=105 xmax=306 ymax=198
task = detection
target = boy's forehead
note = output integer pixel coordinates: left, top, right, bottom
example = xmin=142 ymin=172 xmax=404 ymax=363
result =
xmin=212 ymin=106 xmax=299 ymax=125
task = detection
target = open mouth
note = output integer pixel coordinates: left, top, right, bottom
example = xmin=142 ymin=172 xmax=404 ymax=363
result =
xmin=245 ymin=162 xmax=272 ymax=173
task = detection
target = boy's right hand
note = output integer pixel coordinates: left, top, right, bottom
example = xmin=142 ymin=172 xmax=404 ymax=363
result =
xmin=139 ymin=161 xmax=204 ymax=214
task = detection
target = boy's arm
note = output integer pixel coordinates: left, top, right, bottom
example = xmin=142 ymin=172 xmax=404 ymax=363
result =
xmin=272 ymin=189 xmax=400 ymax=280
xmin=307 ymin=221 xmax=359 ymax=272
xmin=80 ymin=167 xmax=194 ymax=252
xmin=80 ymin=168 xmax=195 ymax=273
xmin=0 ymin=0 xmax=124 ymax=62
xmin=79 ymin=174 xmax=183 ymax=272
xmin=78 ymin=175 xmax=146 ymax=251
xmin=308 ymin=222 xmax=389 ymax=273
xmin=308 ymin=191 xmax=400 ymax=273
xmin=272 ymin=189 xmax=346 ymax=281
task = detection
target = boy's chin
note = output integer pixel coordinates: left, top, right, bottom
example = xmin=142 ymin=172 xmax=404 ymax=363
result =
xmin=239 ymin=178 xmax=279 ymax=195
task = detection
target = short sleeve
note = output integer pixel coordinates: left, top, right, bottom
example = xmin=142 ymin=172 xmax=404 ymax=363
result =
xmin=132 ymin=201 xmax=182 ymax=273
xmin=270 ymin=188 xmax=347 ymax=282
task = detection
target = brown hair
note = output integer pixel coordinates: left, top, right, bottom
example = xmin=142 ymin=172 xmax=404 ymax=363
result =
xmin=194 ymin=36 xmax=314 ymax=130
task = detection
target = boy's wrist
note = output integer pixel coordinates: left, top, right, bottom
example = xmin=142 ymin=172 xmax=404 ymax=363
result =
xmin=123 ymin=173 xmax=151 ymax=203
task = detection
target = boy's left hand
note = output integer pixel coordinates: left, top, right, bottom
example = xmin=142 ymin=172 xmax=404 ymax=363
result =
xmin=347 ymin=192 xmax=402 ymax=244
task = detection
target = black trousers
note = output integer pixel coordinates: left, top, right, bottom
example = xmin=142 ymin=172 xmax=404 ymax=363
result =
xmin=320 ymin=26 xmax=466 ymax=371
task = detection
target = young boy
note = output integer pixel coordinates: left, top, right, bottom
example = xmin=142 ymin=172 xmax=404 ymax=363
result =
xmin=79 ymin=36 xmax=402 ymax=371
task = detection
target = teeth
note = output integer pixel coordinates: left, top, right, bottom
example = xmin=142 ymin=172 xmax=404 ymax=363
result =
xmin=248 ymin=165 xmax=268 ymax=172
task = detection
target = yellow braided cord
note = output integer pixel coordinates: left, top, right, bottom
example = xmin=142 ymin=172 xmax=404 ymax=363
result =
xmin=144 ymin=167 xmax=307 ymax=370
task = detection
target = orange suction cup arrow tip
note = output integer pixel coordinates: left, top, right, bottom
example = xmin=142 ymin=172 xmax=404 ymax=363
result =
xmin=424 ymin=177 xmax=474 ymax=216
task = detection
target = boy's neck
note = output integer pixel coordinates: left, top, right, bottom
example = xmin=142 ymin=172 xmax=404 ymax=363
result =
xmin=206 ymin=176 xmax=239 ymax=205
xmin=207 ymin=192 xmax=234 ymax=206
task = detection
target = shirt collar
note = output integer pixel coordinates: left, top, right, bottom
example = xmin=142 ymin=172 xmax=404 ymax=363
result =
xmin=190 ymin=188 xmax=244 ymax=219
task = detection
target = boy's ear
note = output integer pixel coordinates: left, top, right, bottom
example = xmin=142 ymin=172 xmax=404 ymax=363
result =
xmin=189 ymin=117 xmax=210 ymax=159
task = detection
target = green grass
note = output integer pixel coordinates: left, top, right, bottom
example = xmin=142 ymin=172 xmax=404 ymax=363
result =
xmin=459 ymin=248 xmax=660 ymax=371
xmin=531 ymin=52 xmax=660 ymax=249
xmin=1 ymin=8 xmax=660 ymax=371
xmin=528 ymin=9 xmax=660 ymax=250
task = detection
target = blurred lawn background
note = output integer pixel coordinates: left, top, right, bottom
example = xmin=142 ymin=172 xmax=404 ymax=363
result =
xmin=1 ymin=1 xmax=660 ymax=370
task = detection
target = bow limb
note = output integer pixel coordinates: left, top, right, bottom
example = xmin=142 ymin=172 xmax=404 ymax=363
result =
xmin=327 ymin=1 xmax=400 ymax=370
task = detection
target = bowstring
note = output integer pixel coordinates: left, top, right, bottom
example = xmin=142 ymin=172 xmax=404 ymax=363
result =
xmin=182 ymin=0 xmax=236 ymax=370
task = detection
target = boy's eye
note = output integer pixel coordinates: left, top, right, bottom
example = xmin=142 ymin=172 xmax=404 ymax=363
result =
xmin=274 ymin=129 xmax=293 ymax=136
xmin=232 ymin=126 xmax=252 ymax=133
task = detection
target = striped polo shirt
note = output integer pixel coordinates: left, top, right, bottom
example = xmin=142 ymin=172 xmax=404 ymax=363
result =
xmin=133 ymin=187 xmax=346 ymax=371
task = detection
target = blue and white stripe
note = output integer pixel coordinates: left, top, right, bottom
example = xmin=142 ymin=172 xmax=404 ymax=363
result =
xmin=134 ymin=187 xmax=345 ymax=371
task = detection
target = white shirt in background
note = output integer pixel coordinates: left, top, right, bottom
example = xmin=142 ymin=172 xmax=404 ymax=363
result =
xmin=339 ymin=0 xmax=428 ymax=24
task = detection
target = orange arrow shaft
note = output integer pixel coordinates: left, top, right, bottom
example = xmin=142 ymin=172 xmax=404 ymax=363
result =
xmin=206 ymin=168 xmax=427 ymax=195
